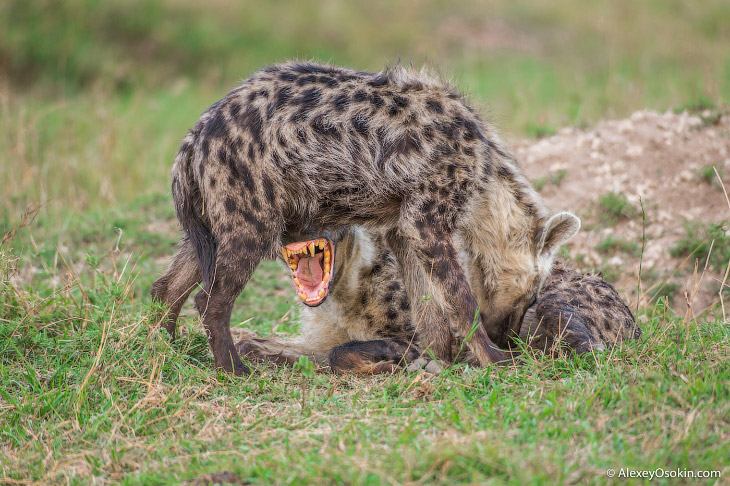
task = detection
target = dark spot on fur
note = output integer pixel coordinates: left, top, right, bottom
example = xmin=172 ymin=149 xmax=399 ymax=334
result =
xmin=387 ymin=282 xmax=400 ymax=291
xmin=291 ymin=63 xmax=333 ymax=75
xmin=386 ymin=309 xmax=398 ymax=321
xmin=312 ymin=115 xmax=341 ymax=141
xmin=296 ymin=74 xmax=318 ymax=86
xmin=496 ymin=166 xmax=512 ymax=181
xmin=224 ymin=197 xmax=237 ymax=213
xmin=332 ymin=93 xmax=349 ymax=112
xmin=394 ymin=132 xmax=422 ymax=156
xmin=392 ymin=95 xmax=409 ymax=108
xmin=250 ymin=195 xmax=261 ymax=211
xmin=242 ymin=211 xmax=267 ymax=233
xmin=318 ymin=75 xmax=338 ymax=88
xmin=201 ymin=139 xmax=211 ymax=158
xmin=370 ymin=94 xmax=384 ymax=109
xmin=237 ymin=159 xmax=256 ymax=193
xmin=278 ymin=72 xmax=297 ymax=82
xmin=370 ymin=264 xmax=382 ymax=276
xmin=351 ymin=114 xmax=369 ymax=134
xmin=229 ymin=102 xmax=242 ymax=119
xmin=353 ymin=90 xmax=367 ymax=103
xmin=204 ymin=110 xmax=228 ymax=139
xmin=384 ymin=293 xmax=394 ymax=302
xmin=262 ymin=174 xmax=276 ymax=204
xmin=274 ymin=87 xmax=293 ymax=111
xmin=296 ymin=127 xmax=308 ymax=144
xmin=367 ymin=74 xmax=388 ymax=87
xmin=238 ymin=106 xmax=263 ymax=146
xmin=400 ymin=299 xmax=410 ymax=311
xmin=423 ymin=125 xmax=434 ymax=142
xmin=426 ymin=99 xmax=443 ymax=114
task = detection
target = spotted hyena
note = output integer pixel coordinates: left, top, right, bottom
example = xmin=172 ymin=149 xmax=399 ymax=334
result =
xmin=236 ymin=228 xmax=642 ymax=373
xmin=151 ymin=61 xmax=580 ymax=375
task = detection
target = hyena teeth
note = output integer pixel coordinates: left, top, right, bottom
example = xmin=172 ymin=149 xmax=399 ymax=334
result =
xmin=282 ymin=248 xmax=289 ymax=259
xmin=323 ymin=262 xmax=331 ymax=274
xmin=289 ymin=261 xmax=297 ymax=270
xmin=323 ymin=271 xmax=330 ymax=281
xmin=308 ymin=242 xmax=315 ymax=256
xmin=317 ymin=288 xmax=326 ymax=298
xmin=293 ymin=277 xmax=301 ymax=287
xmin=297 ymin=292 xmax=307 ymax=300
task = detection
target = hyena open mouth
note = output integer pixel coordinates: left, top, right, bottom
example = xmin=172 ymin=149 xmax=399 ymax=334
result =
xmin=281 ymin=238 xmax=335 ymax=306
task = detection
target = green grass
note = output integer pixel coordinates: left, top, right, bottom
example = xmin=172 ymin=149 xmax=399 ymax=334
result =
xmin=670 ymin=221 xmax=730 ymax=274
xmin=596 ymin=236 xmax=642 ymax=258
xmin=598 ymin=193 xmax=638 ymax=226
xmin=532 ymin=170 xmax=568 ymax=192
xmin=2 ymin=1 xmax=730 ymax=483
xmin=2 ymin=222 xmax=729 ymax=484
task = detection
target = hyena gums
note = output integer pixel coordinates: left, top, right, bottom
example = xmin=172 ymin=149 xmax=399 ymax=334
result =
xmin=151 ymin=61 xmax=580 ymax=375
xmin=236 ymin=228 xmax=641 ymax=373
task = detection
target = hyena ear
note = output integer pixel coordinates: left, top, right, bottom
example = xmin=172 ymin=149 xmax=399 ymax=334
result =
xmin=538 ymin=212 xmax=581 ymax=256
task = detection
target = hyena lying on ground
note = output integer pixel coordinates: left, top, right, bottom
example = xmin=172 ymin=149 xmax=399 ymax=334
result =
xmin=236 ymin=227 xmax=642 ymax=373
xmin=151 ymin=61 xmax=581 ymax=375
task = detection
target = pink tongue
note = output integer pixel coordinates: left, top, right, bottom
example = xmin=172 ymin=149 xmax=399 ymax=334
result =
xmin=296 ymin=253 xmax=324 ymax=286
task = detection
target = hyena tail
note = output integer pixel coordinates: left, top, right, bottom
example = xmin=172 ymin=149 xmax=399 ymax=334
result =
xmin=171 ymin=139 xmax=217 ymax=288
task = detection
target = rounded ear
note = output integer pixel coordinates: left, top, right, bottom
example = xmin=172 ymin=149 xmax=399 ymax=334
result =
xmin=538 ymin=212 xmax=580 ymax=256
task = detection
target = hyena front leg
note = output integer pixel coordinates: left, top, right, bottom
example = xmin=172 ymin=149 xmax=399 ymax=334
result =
xmin=384 ymin=230 xmax=453 ymax=362
xmin=395 ymin=220 xmax=510 ymax=366
xmin=150 ymin=236 xmax=201 ymax=339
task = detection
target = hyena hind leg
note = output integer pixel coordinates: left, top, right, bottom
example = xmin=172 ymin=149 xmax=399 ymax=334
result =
xmin=328 ymin=339 xmax=421 ymax=374
xmin=150 ymin=236 xmax=201 ymax=339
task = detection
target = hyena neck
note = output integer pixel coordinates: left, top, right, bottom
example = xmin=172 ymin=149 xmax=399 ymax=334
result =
xmin=459 ymin=163 xmax=551 ymax=314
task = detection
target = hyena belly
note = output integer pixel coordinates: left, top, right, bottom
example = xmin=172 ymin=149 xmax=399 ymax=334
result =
xmin=152 ymin=61 xmax=579 ymax=375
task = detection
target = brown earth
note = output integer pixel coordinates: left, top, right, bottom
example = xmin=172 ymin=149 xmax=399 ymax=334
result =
xmin=513 ymin=109 xmax=730 ymax=317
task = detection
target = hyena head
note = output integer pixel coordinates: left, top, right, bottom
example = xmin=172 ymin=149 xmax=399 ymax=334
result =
xmin=519 ymin=260 xmax=641 ymax=353
xmin=462 ymin=198 xmax=581 ymax=344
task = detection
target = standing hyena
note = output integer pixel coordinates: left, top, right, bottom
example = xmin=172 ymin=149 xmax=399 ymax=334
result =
xmin=236 ymin=228 xmax=642 ymax=373
xmin=151 ymin=61 xmax=580 ymax=375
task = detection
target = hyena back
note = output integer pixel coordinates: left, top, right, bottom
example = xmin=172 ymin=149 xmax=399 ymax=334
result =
xmin=151 ymin=61 xmax=579 ymax=375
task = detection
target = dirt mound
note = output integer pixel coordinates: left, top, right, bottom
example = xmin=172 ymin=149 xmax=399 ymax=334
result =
xmin=514 ymin=109 xmax=730 ymax=315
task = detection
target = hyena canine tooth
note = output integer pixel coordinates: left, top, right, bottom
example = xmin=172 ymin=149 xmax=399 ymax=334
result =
xmin=151 ymin=61 xmax=579 ymax=375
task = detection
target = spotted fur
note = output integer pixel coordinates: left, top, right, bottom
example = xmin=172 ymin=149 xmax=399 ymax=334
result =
xmin=151 ymin=61 xmax=579 ymax=375
xmin=236 ymin=230 xmax=642 ymax=372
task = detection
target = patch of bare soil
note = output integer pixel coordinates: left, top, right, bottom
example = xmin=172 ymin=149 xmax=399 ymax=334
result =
xmin=514 ymin=109 xmax=730 ymax=315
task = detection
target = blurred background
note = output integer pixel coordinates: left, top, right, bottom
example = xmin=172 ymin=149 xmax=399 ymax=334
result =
xmin=1 ymin=0 xmax=728 ymax=218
